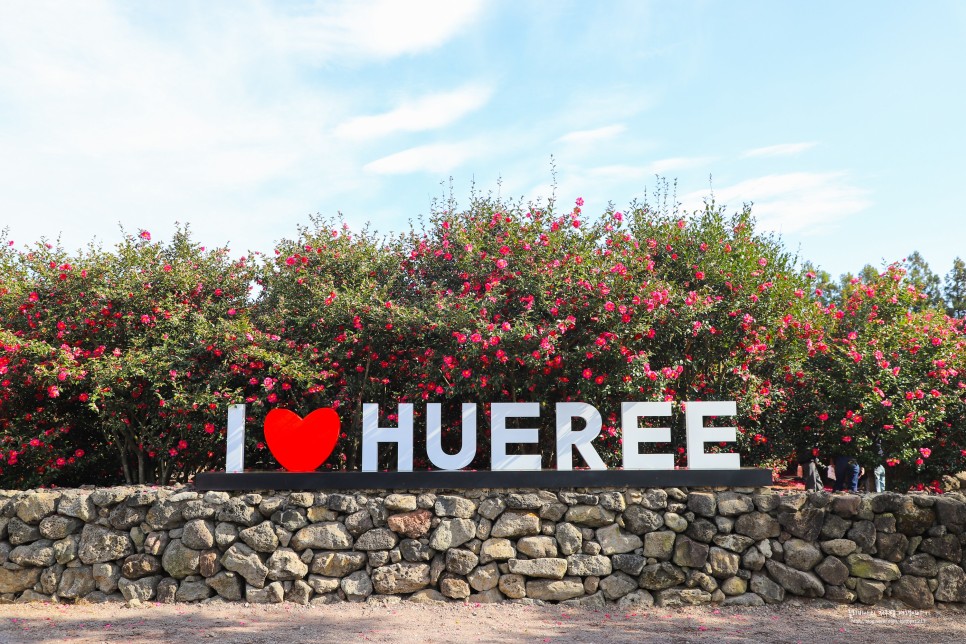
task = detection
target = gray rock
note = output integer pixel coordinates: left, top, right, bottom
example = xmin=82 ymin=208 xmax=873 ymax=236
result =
xmin=217 ymin=498 xmax=259 ymax=526
xmin=438 ymin=547 xmax=473 ymax=575
xmin=16 ymin=491 xmax=60 ymax=524
xmin=643 ymin=531 xmax=676 ymax=561
xmin=92 ymin=562 xmax=119 ymax=593
xmin=639 ymin=489 xmax=668 ymax=510
xmin=663 ymin=512 xmax=688 ymax=532
xmin=596 ymin=523 xmax=643 ymax=555
xmin=57 ymin=492 xmax=96 ymax=522
xmin=750 ymin=572 xmax=785 ymax=603
xmin=782 ymin=539 xmax=823 ymax=571
xmin=468 ymin=562 xmax=500 ymax=591
xmin=161 ymin=540 xmax=200 ymax=579
xmin=371 ymin=562 xmax=431 ymax=594
xmin=890 ymin=575 xmax=934 ymax=609
xmin=9 ymin=539 xmax=55 ymax=567
xmin=687 ymin=492 xmax=717 ymax=518
xmin=935 ymin=563 xmax=966 ymax=602
xmin=108 ymin=505 xmax=147 ymax=530
xmin=855 ymin=578 xmax=885 ymax=604
xmin=145 ymin=500 xmax=184 ymax=531
xmin=429 ymin=518 xmax=476 ymax=550
xmin=239 ymin=521 xmax=279 ymax=553
xmin=207 ymin=571 xmax=244 ymax=600
xmin=638 ymin=562 xmax=687 ymax=591
xmin=400 ymin=539 xmax=434 ymax=562
xmin=221 ymin=543 xmax=269 ymax=588
xmin=920 ymin=535 xmax=962 ymax=562
xmin=555 ymin=523 xmax=582 ymax=556
xmin=717 ymin=492 xmax=755 ymax=516
xmin=246 ymin=581 xmax=284 ymax=603
xmin=599 ymin=572 xmax=637 ymax=600
xmin=266 ymin=548 xmax=308 ymax=581
xmin=517 ymin=535 xmax=557 ymax=559
xmin=742 ymin=546 xmax=765 ymax=572
xmin=708 ymin=547 xmax=740 ymax=579
xmin=622 ymin=506 xmax=663 ymax=534
xmin=656 ymin=588 xmax=712 ymax=606
xmin=672 ymin=536 xmax=709 ymax=568
xmin=764 ymin=560 xmax=824 ymax=597
xmin=820 ymin=539 xmax=857 ymax=557
xmin=814 ymin=556 xmax=849 ymax=586
xmin=118 ymin=575 xmax=160 ymax=602
xmin=435 ymin=495 xmax=477 ymax=518
xmin=734 ymin=512 xmax=780 ymax=541
xmin=344 ymin=510 xmax=374 ymax=537
xmin=778 ymin=508 xmax=824 ymax=541
xmin=490 ymin=511 xmax=540 ymax=538
xmin=181 ymin=520 xmax=215 ymax=550
xmin=686 ymin=518 xmax=717 ymax=543
xmin=821 ymin=514 xmax=851 ymax=540
xmin=477 ymin=497 xmax=506 ymax=520
xmin=564 ymin=505 xmax=615 ymax=527
xmin=711 ymin=533 xmax=755 ymax=553
xmin=895 ymin=498 xmax=936 ymax=535
xmin=480 ymin=538 xmax=516 ymax=562
xmin=508 ymin=557 xmax=568 ymax=579
xmin=310 ymin=550 xmax=367 ymax=577
xmin=175 ymin=580 xmax=212 ymax=602
xmin=57 ymin=566 xmax=96 ymax=599
xmin=723 ymin=592 xmax=765 ymax=606
xmin=54 ymin=535 xmax=78 ymax=564
xmin=285 ymin=579 xmax=312 ymax=605
xmin=720 ymin=576 xmax=747 ymax=596
xmin=78 ymin=524 xmax=133 ymax=564
xmin=846 ymin=554 xmax=900 ymax=581
xmin=306 ymin=575 xmax=340 ymax=594
xmin=874 ymin=532 xmax=909 ymax=563
xmin=565 ymin=554 xmax=612 ymax=577
xmin=342 ymin=570 xmax=374 ymax=601
xmin=291 ymin=522 xmax=353 ymax=550
xmin=846 ymin=521 xmax=876 ymax=552
xmin=616 ymin=590 xmax=655 ymax=610
xmin=121 ymin=554 xmax=161 ymax=579
xmin=900 ymin=553 xmax=939 ymax=577
xmin=525 ymin=577 xmax=584 ymax=601
xmin=7 ymin=517 xmax=41 ymax=545
xmin=39 ymin=515 xmax=82 ymax=540
xmin=355 ymin=528 xmax=398 ymax=551
xmin=384 ymin=494 xmax=418 ymax=512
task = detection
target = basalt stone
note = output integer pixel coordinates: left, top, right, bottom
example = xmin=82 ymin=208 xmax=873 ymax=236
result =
xmin=371 ymin=562 xmax=431 ymax=594
xmin=118 ymin=575 xmax=161 ymax=602
xmin=246 ymin=581 xmax=284 ymax=604
xmin=239 ymin=521 xmax=279 ymax=553
xmin=306 ymin=575 xmax=340 ymax=594
xmin=181 ymin=520 xmax=215 ymax=551
xmin=266 ymin=548 xmax=309 ymax=581
xmin=935 ymin=498 xmax=966 ymax=534
xmin=480 ymin=538 xmax=516 ymax=563
xmin=310 ymin=551 xmax=367 ymax=577
xmin=708 ymin=547 xmax=740 ymax=579
xmin=199 ymin=549 xmax=220 ymax=577
xmin=291 ymin=522 xmax=352 ymax=551
xmin=525 ymin=577 xmax=584 ymax=601
xmin=742 ymin=546 xmax=765 ymax=572
xmin=517 ymin=535 xmax=557 ymax=559
xmin=855 ymin=579 xmax=886 ymax=604
xmin=821 ymin=514 xmax=851 ymax=540
xmin=640 ymin=489 xmax=668 ymax=510
xmin=275 ymin=509 xmax=308 ymax=533
xmin=596 ymin=523 xmax=643 ymax=555
xmin=920 ymin=534 xmax=962 ymax=562
xmin=53 ymin=535 xmax=77 ymax=565
xmin=846 ymin=521 xmax=876 ymax=552
xmin=145 ymin=500 xmax=184 ymax=531
xmin=663 ymin=513 xmax=688 ymax=532
xmin=734 ymin=512 xmax=780 ymax=541
xmin=831 ymin=494 xmax=862 ymax=518
xmin=935 ymin=563 xmax=966 ymax=602
xmin=891 ymin=575 xmax=935 ymax=609
xmin=764 ymin=560 xmax=824 ymax=597
xmin=477 ymin=497 xmax=506 ymax=521
xmin=687 ymin=492 xmax=717 ymax=518
xmin=9 ymin=539 xmax=55 ymax=567
xmin=564 ymin=505 xmax=615 ymax=528
xmin=435 ymin=495 xmax=477 ymax=519
xmin=820 ymin=539 xmax=857 ymax=557
xmin=672 ymin=536 xmax=709 ymax=569
xmin=498 ymin=573 xmax=526 ymax=599
xmin=445 ymin=549 xmax=479 ymax=575
xmin=896 ymin=499 xmax=936 ymax=535
xmin=57 ymin=566 xmax=96 ymax=599
xmin=722 ymin=592 xmax=765 ymax=607
xmin=656 ymin=588 xmax=712 ymax=607
xmin=613 ymin=553 xmax=646 ymax=576
xmin=182 ymin=500 xmax=216 ymax=521
xmin=711 ymin=533 xmax=755 ymax=553
xmin=900 ymin=553 xmax=939 ymax=577
xmin=220 ymin=543 xmax=269 ymax=588
xmin=643 ymin=530 xmax=676 ymax=561
xmin=716 ymin=492 xmax=755 ymax=517
xmin=342 ymin=570 xmax=373 ymax=601
xmin=217 ymin=498 xmax=259 ymax=527
xmin=161 ymin=540 xmax=201 ymax=579
xmin=599 ymin=572 xmax=637 ymax=600
xmin=326 ymin=493 xmax=359 ymax=514
xmin=39 ymin=515 xmax=82 ymax=540
xmin=846 ymin=554 xmax=901 ymax=581
xmin=429 ymin=518 xmax=476 ymax=550
xmin=555 ymin=522 xmax=586 ymax=556
xmin=16 ymin=491 xmax=60 ymax=524
xmin=778 ymin=508 xmax=824 ymax=541
xmin=622 ymin=506 xmax=663 ymax=534
xmin=57 ymin=492 xmax=96 ymax=522
xmin=108 ymin=505 xmax=147 ymax=530
xmin=638 ymin=562 xmax=687 ymax=591
xmin=685 ymin=518 xmax=717 ymax=544
xmin=782 ymin=539 xmax=823 ymax=572
xmin=750 ymin=572 xmax=785 ymax=603
xmin=344 ymin=510 xmax=374 ymax=537
xmin=387 ymin=509 xmax=433 ymax=539
xmin=509 ymin=557 xmax=568 ymax=579
xmin=468 ymin=562 xmax=500 ymax=592
xmin=873 ymin=532 xmax=909 ymax=563
xmin=400 ymin=539 xmax=434 ymax=562
xmin=8 ymin=518 xmax=41 ymax=545
xmin=814 ymin=556 xmax=849 ymax=586
xmin=121 ymin=554 xmax=161 ymax=579
xmin=92 ymin=562 xmax=119 ymax=593
xmin=384 ymin=494 xmax=418 ymax=513
xmin=355 ymin=528 xmax=398 ymax=551
xmin=565 ymin=554 xmax=612 ymax=577
xmin=78 ymin=524 xmax=133 ymax=564
xmin=720 ymin=576 xmax=747 ymax=596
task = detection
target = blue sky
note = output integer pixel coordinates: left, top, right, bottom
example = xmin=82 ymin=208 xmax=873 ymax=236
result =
xmin=1 ymin=1 xmax=964 ymax=279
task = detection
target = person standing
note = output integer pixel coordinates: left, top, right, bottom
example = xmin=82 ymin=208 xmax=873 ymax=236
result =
xmin=833 ymin=454 xmax=861 ymax=492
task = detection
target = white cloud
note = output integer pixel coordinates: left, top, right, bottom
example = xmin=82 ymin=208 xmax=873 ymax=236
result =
xmin=742 ymin=142 xmax=817 ymax=158
xmin=363 ymin=142 xmax=482 ymax=175
xmin=587 ymin=156 xmax=714 ymax=180
xmin=277 ymin=0 xmax=486 ymax=61
xmin=681 ymin=172 xmax=871 ymax=233
xmin=335 ymin=84 xmax=492 ymax=140
xmin=557 ymin=124 xmax=627 ymax=144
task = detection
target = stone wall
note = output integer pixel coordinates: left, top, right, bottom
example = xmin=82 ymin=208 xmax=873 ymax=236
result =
xmin=1 ymin=485 xmax=965 ymax=609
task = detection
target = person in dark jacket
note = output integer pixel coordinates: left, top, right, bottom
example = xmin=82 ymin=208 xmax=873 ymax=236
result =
xmin=797 ymin=447 xmax=825 ymax=492
xmin=833 ymin=454 xmax=861 ymax=492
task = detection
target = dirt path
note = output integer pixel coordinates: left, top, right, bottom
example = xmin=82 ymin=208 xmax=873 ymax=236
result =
xmin=0 ymin=599 xmax=963 ymax=644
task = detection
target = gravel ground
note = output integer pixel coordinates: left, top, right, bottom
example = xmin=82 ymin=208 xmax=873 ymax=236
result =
xmin=0 ymin=599 xmax=964 ymax=644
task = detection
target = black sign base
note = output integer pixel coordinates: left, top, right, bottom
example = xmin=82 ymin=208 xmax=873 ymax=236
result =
xmin=194 ymin=468 xmax=772 ymax=491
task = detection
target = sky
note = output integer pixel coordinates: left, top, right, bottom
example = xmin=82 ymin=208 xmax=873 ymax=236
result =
xmin=1 ymin=1 xmax=964 ymax=280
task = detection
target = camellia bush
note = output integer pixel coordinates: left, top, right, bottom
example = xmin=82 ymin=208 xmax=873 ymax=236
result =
xmin=0 ymin=190 xmax=963 ymax=488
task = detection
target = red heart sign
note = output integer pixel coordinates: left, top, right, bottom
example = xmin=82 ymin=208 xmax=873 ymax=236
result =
xmin=264 ymin=408 xmax=340 ymax=472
